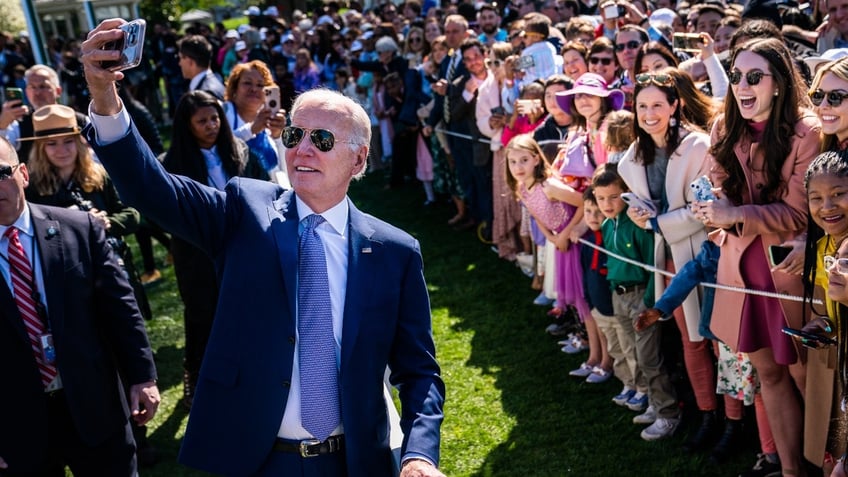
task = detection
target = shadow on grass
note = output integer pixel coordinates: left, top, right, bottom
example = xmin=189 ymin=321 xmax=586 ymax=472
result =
xmin=349 ymin=174 xmax=761 ymax=477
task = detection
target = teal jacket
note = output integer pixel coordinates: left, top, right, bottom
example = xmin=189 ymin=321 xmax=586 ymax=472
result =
xmin=601 ymin=209 xmax=655 ymax=307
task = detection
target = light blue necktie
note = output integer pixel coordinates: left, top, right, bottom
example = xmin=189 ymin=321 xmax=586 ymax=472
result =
xmin=298 ymin=214 xmax=340 ymax=442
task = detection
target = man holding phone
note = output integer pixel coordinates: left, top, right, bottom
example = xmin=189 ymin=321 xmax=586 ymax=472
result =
xmin=0 ymin=65 xmax=89 ymax=162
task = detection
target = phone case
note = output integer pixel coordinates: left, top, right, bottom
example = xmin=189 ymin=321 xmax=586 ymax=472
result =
xmin=264 ymin=86 xmax=281 ymax=114
xmin=102 ymin=19 xmax=146 ymax=72
xmin=690 ymin=175 xmax=716 ymax=202
xmin=621 ymin=193 xmax=657 ymax=217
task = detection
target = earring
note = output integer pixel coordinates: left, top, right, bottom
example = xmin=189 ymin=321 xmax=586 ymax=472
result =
xmin=774 ymin=90 xmax=779 ymax=96
xmin=669 ymin=117 xmax=677 ymax=127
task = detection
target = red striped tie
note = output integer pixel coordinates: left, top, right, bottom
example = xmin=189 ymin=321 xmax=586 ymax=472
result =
xmin=5 ymin=227 xmax=57 ymax=388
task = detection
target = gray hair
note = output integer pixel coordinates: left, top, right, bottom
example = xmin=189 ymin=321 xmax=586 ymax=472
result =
xmin=289 ymin=89 xmax=371 ymax=178
xmin=25 ymin=64 xmax=60 ymax=87
xmin=375 ymin=36 xmax=399 ymax=53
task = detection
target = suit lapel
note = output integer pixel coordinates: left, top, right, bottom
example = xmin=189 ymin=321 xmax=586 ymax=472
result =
xmin=341 ymin=200 xmax=377 ymax=370
xmin=30 ymin=206 xmax=65 ymax=337
xmin=269 ymin=190 xmax=299 ymax=321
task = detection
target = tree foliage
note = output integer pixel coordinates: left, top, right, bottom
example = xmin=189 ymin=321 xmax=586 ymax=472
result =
xmin=0 ymin=0 xmax=26 ymax=35
xmin=138 ymin=0 xmax=231 ymax=27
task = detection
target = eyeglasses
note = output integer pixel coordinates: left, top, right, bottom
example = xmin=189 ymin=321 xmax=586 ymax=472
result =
xmin=589 ymin=56 xmax=614 ymax=66
xmin=281 ymin=126 xmax=357 ymax=152
xmin=809 ymin=89 xmax=848 ymax=107
xmin=614 ymin=40 xmax=642 ymax=52
xmin=0 ymin=163 xmax=21 ymax=181
xmin=825 ymin=255 xmax=848 ymax=275
xmin=635 ymin=73 xmax=674 ymax=86
xmin=485 ymin=58 xmax=503 ymax=68
xmin=728 ymin=70 xmax=772 ymax=86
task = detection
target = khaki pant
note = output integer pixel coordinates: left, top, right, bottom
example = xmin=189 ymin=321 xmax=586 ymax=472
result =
xmin=592 ymin=307 xmax=644 ymax=393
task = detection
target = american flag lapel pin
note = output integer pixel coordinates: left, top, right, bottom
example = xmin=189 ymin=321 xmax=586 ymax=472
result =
xmin=362 ymin=247 xmax=372 ymax=254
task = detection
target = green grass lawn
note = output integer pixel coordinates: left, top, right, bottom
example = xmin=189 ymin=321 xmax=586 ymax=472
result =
xmin=135 ymin=171 xmax=763 ymax=476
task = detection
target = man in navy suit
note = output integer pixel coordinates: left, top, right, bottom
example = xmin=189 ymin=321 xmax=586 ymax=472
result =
xmin=178 ymin=34 xmax=225 ymax=100
xmin=82 ymin=19 xmax=446 ymax=477
xmin=0 ymin=135 xmax=160 ymax=475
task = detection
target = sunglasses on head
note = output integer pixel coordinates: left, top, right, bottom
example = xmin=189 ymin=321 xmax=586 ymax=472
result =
xmin=809 ymin=89 xmax=848 ymax=107
xmin=281 ymin=126 xmax=356 ymax=152
xmin=589 ymin=56 xmax=613 ymax=66
xmin=0 ymin=163 xmax=20 ymax=181
xmin=614 ymin=40 xmax=641 ymax=52
xmin=825 ymin=255 xmax=848 ymax=275
xmin=728 ymin=70 xmax=772 ymax=86
xmin=635 ymin=73 xmax=674 ymax=87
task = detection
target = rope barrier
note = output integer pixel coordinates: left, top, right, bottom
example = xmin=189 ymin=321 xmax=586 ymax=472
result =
xmin=576 ymin=237 xmax=822 ymax=305
xmin=431 ymin=127 xmax=566 ymax=148
xmin=429 ymin=126 xmax=819 ymax=304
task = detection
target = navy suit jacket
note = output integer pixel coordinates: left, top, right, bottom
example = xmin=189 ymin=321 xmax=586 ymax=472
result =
xmin=0 ymin=205 xmax=156 ymax=473
xmin=87 ymin=123 xmax=445 ymax=477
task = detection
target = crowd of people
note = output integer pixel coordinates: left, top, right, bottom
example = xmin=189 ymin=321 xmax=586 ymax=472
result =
xmin=9 ymin=0 xmax=848 ymax=475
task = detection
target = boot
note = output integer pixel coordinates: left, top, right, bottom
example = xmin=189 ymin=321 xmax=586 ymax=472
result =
xmin=682 ymin=410 xmax=719 ymax=453
xmin=709 ymin=418 xmax=743 ymax=464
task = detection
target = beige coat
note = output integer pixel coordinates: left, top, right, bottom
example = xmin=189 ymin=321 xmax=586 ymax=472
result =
xmin=708 ymin=112 xmax=821 ymax=352
xmin=618 ymin=130 xmax=712 ymax=341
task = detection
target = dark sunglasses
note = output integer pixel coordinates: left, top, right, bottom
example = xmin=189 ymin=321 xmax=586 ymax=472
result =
xmin=635 ymin=73 xmax=674 ymax=87
xmin=809 ymin=89 xmax=848 ymax=107
xmin=281 ymin=126 xmax=356 ymax=152
xmin=614 ymin=40 xmax=641 ymax=52
xmin=589 ymin=56 xmax=613 ymax=66
xmin=410 ymin=37 xmax=423 ymax=43
xmin=728 ymin=70 xmax=772 ymax=86
xmin=0 ymin=163 xmax=20 ymax=181
xmin=485 ymin=58 xmax=503 ymax=68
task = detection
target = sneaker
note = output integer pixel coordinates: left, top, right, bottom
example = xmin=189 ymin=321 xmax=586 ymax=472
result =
xmin=546 ymin=323 xmax=572 ymax=336
xmin=515 ymin=252 xmax=534 ymax=277
xmin=633 ymin=405 xmax=657 ymax=425
xmin=569 ymin=362 xmax=594 ymax=377
xmin=586 ymin=366 xmax=612 ymax=384
xmin=641 ymin=417 xmax=680 ymax=441
xmin=612 ymin=387 xmax=636 ymax=406
xmin=561 ymin=336 xmax=589 ymax=354
xmin=738 ymin=453 xmax=781 ymax=477
xmin=625 ymin=392 xmax=649 ymax=411
xmin=557 ymin=334 xmax=576 ymax=346
xmin=533 ymin=292 xmax=556 ymax=306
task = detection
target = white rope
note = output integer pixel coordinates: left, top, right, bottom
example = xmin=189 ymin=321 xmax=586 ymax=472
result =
xmin=432 ymin=127 xmax=567 ymax=147
xmin=576 ymin=237 xmax=822 ymax=305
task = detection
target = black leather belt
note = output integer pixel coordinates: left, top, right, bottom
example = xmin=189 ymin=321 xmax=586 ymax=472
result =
xmin=274 ymin=435 xmax=345 ymax=458
xmin=615 ymin=284 xmax=644 ymax=295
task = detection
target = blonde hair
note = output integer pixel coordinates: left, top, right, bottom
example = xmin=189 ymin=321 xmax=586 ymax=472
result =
xmin=810 ymin=56 xmax=848 ymax=152
xmin=604 ymin=110 xmax=635 ymax=153
xmin=28 ymin=135 xmax=105 ymax=195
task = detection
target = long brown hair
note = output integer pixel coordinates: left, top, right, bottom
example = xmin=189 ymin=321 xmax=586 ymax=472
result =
xmin=709 ymin=37 xmax=810 ymax=205
xmin=810 ymin=57 xmax=848 ymax=153
xmin=504 ymin=134 xmax=551 ymax=199
xmin=28 ymin=134 xmax=105 ymax=195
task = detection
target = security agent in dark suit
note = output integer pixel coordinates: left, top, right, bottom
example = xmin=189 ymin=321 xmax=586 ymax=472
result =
xmin=0 ymin=136 xmax=160 ymax=476
xmin=178 ymin=34 xmax=226 ymax=100
xmin=83 ymin=18 xmax=445 ymax=477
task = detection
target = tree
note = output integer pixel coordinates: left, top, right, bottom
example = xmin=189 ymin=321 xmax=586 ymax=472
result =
xmin=139 ymin=0 xmax=231 ymax=27
xmin=0 ymin=0 xmax=26 ymax=35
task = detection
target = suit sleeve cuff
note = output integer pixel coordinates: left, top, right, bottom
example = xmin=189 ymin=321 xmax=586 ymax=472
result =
xmin=401 ymin=454 xmax=436 ymax=468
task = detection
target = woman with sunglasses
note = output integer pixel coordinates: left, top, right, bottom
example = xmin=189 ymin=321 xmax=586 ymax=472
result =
xmin=476 ymin=42 xmax=522 ymax=260
xmin=617 ymin=68 xmax=727 ymax=448
xmin=586 ymin=38 xmax=620 ymax=89
xmin=162 ymin=91 xmax=270 ymax=409
xmin=403 ymin=26 xmax=430 ymax=69
xmin=696 ymin=37 xmax=821 ymax=477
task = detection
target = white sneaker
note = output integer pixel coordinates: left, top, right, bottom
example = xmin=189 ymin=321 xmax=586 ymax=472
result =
xmin=640 ymin=417 xmax=680 ymax=441
xmin=632 ymin=405 xmax=657 ymax=425
xmin=515 ymin=253 xmax=534 ymax=277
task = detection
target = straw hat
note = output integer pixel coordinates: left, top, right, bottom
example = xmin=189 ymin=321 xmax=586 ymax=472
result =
xmin=20 ymin=104 xmax=80 ymax=141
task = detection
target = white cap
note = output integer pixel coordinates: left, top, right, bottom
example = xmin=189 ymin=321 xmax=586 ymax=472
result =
xmin=359 ymin=31 xmax=374 ymax=40
xmin=298 ymin=19 xmax=314 ymax=31
xmin=805 ymin=48 xmax=848 ymax=72
xmin=263 ymin=6 xmax=279 ymax=16
xmin=225 ymin=29 xmax=239 ymax=39
xmin=649 ymin=8 xmax=677 ymax=28
xmin=244 ymin=6 xmax=261 ymax=16
xmin=317 ymin=15 xmax=335 ymax=26
xmin=235 ymin=40 xmax=247 ymax=51
xmin=237 ymin=24 xmax=251 ymax=35
xmin=350 ymin=40 xmax=364 ymax=52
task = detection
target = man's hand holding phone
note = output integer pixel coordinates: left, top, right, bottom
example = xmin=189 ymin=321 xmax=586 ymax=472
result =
xmin=0 ymin=95 xmax=27 ymax=129
xmin=81 ymin=18 xmax=144 ymax=116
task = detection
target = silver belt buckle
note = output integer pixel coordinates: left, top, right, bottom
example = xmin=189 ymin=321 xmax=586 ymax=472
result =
xmin=299 ymin=438 xmax=322 ymax=458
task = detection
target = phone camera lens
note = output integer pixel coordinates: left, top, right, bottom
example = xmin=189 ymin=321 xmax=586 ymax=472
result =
xmin=269 ymin=100 xmax=277 ymax=108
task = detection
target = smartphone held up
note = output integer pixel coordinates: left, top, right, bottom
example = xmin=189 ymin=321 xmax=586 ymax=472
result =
xmin=101 ymin=19 xmax=146 ymax=72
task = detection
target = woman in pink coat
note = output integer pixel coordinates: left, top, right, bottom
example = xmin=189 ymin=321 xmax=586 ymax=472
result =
xmin=695 ymin=38 xmax=821 ymax=476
